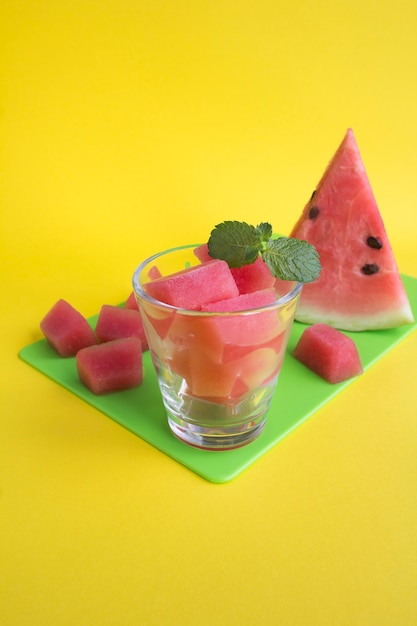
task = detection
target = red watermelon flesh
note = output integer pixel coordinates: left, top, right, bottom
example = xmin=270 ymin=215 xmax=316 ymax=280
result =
xmin=140 ymin=305 xmax=176 ymax=341
xmin=183 ymin=346 xmax=280 ymax=400
xmin=165 ymin=288 xmax=281 ymax=368
xmin=200 ymin=288 xmax=280 ymax=347
xmin=193 ymin=243 xmax=212 ymax=263
xmin=139 ymin=255 xmax=300 ymax=403
xmin=200 ymin=287 xmax=277 ymax=312
xmin=221 ymin=332 xmax=285 ymax=363
xmin=194 ymin=243 xmax=275 ymax=294
xmin=231 ymin=257 xmax=275 ymax=294
xmin=290 ymin=129 xmax=414 ymax=331
xmin=40 ymin=299 xmax=96 ymax=357
xmin=143 ymin=259 xmax=239 ymax=310
xmin=148 ymin=265 xmax=163 ymax=281
xmin=95 ymin=304 xmax=148 ymax=350
xmin=125 ymin=290 xmax=139 ymax=310
xmin=148 ymin=288 xmax=293 ymax=402
xmin=293 ymin=324 xmax=363 ymax=384
xmin=76 ymin=337 xmax=143 ymax=394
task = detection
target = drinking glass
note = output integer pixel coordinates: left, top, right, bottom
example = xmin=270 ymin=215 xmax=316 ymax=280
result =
xmin=133 ymin=244 xmax=302 ymax=450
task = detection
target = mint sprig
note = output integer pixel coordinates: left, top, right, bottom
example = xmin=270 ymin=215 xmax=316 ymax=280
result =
xmin=208 ymin=220 xmax=321 ymax=283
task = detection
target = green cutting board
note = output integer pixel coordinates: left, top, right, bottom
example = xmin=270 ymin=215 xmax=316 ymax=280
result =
xmin=19 ymin=274 xmax=417 ymax=483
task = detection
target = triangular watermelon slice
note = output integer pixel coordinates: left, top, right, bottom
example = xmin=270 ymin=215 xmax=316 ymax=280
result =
xmin=290 ymin=129 xmax=414 ymax=331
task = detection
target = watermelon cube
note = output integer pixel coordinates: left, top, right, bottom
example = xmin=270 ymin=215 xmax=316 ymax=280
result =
xmin=171 ymin=343 xmax=281 ymax=401
xmin=40 ymin=299 xmax=96 ymax=357
xmin=164 ymin=289 xmax=285 ymax=400
xmin=148 ymin=265 xmax=163 ymax=280
xmin=95 ymin=304 xmax=148 ymax=350
xmin=182 ymin=355 xmax=245 ymax=399
xmin=125 ymin=291 xmax=139 ymax=310
xmin=163 ymin=288 xmax=279 ymax=371
xmin=293 ymin=323 xmax=363 ymax=383
xmin=200 ymin=288 xmax=280 ymax=350
xmin=193 ymin=243 xmax=212 ymax=263
xmin=201 ymin=287 xmax=277 ymax=313
xmin=140 ymin=304 xmax=176 ymax=342
xmin=135 ymin=247 xmax=300 ymax=405
xmin=194 ymin=244 xmax=275 ymax=294
xmin=76 ymin=337 xmax=143 ymax=394
xmin=231 ymin=257 xmax=275 ymax=294
xmin=143 ymin=259 xmax=239 ymax=309
xmin=221 ymin=331 xmax=285 ymax=363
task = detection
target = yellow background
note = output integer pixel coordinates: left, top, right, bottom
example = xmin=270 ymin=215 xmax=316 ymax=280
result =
xmin=1 ymin=2 xmax=417 ymax=625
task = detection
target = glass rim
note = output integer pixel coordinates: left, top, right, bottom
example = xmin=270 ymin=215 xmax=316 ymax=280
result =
xmin=132 ymin=243 xmax=303 ymax=316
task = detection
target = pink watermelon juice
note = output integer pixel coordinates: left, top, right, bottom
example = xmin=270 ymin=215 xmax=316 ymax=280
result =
xmin=132 ymin=244 xmax=302 ymax=450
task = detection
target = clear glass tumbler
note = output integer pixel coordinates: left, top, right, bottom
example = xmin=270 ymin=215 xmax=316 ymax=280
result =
xmin=132 ymin=244 xmax=302 ymax=450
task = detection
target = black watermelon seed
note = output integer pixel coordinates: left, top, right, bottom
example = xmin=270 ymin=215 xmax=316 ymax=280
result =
xmin=361 ymin=263 xmax=379 ymax=275
xmin=366 ymin=236 xmax=383 ymax=249
xmin=308 ymin=206 xmax=320 ymax=219
xmin=310 ymin=189 xmax=316 ymax=200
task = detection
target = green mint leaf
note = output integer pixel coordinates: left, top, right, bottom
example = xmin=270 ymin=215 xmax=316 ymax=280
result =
xmin=208 ymin=221 xmax=263 ymax=267
xmin=261 ymin=237 xmax=321 ymax=283
xmin=207 ymin=220 xmax=321 ymax=282
xmin=255 ymin=222 xmax=273 ymax=241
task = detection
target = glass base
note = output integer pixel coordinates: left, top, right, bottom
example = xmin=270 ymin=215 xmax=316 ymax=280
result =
xmin=168 ymin=414 xmax=266 ymax=450
xmin=155 ymin=362 xmax=278 ymax=450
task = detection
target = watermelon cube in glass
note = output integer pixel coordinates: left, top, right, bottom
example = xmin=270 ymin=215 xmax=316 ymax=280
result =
xmin=132 ymin=244 xmax=302 ymax=450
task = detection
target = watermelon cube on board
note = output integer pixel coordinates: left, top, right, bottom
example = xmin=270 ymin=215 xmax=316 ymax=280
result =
xmin=95 ymin=304 xmax=148 ymax=350
xmin=76 ymin=337 xmax=143 ymax=394
xmin=40 ymin=299 xmax=96 ymax=357
xmin=143 ymin=259 xmax=239 ymax=309
xmin=290 ymin=128 xmax=414 ymax=331
xmin=293 ymin=323 xmax=363 ymax=384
